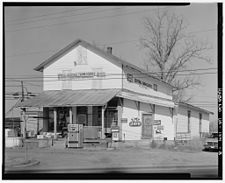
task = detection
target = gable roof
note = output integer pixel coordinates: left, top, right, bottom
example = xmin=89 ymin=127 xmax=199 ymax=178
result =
xmin=178 ymin=102 xmax=214 ymax=114
xmin=34 ymin=39 xmax=173 ymax=88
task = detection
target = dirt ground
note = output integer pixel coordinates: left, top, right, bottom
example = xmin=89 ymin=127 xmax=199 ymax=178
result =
xmin=4 ymin=144 xmax=218 ymax=171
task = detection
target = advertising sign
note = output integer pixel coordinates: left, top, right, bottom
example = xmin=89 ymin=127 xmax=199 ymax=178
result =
xmin=126 ymin=73 xmax=153 ymax=89
xmin=129 ymin=118 xmax=142 ymax=127
xmin=153 ymin=120 xmax=161 ymax=125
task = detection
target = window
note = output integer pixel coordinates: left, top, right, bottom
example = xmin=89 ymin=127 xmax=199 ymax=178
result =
xmin=188 ymin=110 xmax=191 ymax=133
xmin=153 ymin=84 xmax=158 ymax=91
xmin=199 ymin=113 xmax=202 ymax=137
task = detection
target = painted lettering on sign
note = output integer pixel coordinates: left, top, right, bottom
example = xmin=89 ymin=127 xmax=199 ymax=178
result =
xmin=129 ymin=118 xmax=142 ymax=127
xmin=58 ymin=72 xmax=106 ymax=80
xmin=126 ymin=73 xmax=155 ymax=89
xmin=153 ymin=120 xmax=161 ymax=125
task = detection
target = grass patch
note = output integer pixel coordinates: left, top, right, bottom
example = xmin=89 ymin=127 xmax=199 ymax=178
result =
xmin=150 ymin=138 xmax=204 ymax=152
xmin=175 ymin=138 xmax=204 ymax=152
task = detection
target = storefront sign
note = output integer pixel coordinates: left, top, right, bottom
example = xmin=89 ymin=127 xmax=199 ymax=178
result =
xmin=153 ymin=120 xmax=161 ymax=125
xmin=129 ymin=118 xmax=142 ymax=127
xmin=126 ymin=73 xmax=153 ymax=89
xmin=58 ymin=72 xmax=106 ymax=80
xmin=121 ymin=118 xmax=128 ymax=123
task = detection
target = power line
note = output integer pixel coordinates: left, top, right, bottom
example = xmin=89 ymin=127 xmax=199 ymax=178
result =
xmin=6 ymin=7 xmax=123 ymax=26
xmin=6 ymin=7 xmax=92 ymax=24
xmin=6 ymin=28 xmax=216 ymax=58
xmin=4 ymin=72 xmax=217 ymax=83
xmin=5 ymin=7 xmax=167 ymax=33
xmin=5 ymin=67 xmax=217 ymax=77
xmin=5 ymin=85 xmax=21 ymax=87
xmin=6 ymin=49 xmax=57 ymax=58
xmin=5 ymin=71 xmax=218 ymax=80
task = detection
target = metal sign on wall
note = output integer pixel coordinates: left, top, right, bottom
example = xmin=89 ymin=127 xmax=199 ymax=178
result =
xmin=127 ymin=73 xmax=153 ymax=89
xmin=153 ymin=120 xmax=161 ymax=125
xmin=129 ymin=118 xmax=142 ymax=127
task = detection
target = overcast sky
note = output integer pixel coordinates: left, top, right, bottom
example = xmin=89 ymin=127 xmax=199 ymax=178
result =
xmin=4 ymin=3 xmax=218 ymax=120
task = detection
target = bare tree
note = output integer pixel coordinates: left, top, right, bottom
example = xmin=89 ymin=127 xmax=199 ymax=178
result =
xmin=140 ymin=10 xmax=211 ymax=102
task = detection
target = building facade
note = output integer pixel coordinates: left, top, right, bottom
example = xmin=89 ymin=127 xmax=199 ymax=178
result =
xmin=16 ymin=39 xmax=212 ymax=141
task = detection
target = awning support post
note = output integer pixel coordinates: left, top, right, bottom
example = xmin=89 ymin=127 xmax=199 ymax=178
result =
xmin=53 ymin=108 xmax=57 ymax=139
xmin=117 ymin=98 xmax=123 ymax=141
xmin=21 ymin=108 xmax=26 ymax=139
xmin=101 ymin=106 xmax=105 ymax=139
xmin=69 ymin=107 xmax=72 ymax=124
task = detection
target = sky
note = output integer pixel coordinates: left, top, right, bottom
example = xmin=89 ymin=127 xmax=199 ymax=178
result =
xmin=4 ymin=3 xmax=218 ymax=120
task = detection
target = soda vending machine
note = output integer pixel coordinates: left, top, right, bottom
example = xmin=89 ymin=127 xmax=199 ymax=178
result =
xmin=67 ymin=124 xmax=84 ymax=148
xmin=111 ymin=126 xmax=119 ymax=141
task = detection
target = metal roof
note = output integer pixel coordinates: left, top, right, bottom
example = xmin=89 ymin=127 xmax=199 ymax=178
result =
xmin=178 ymin=102 xmax=214 ymax=114
xmin=15 ymin=89 xmax=120 ymax=108
xmin=34 ymin=39 xmax=174 ymax=89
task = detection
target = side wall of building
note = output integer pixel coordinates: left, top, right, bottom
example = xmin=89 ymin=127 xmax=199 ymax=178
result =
xmin=176 ymin=105 xmax=210 ymax=138
xmin=154 ymin=105 xmax=174 ymax=141
xmin=121 ymin=99 xmax=174 ymax=141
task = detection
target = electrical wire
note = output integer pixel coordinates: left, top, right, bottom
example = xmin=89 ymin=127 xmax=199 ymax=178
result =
xmin=4 ymin=72 xmax=218 ymax=83
xmin=6 ymin=7 xmax=92 ymax=23
xmin=5 ymin=7 xmax=168 ymax=33
xmin=5 ymin=67 xmax=217 ymax=77
xmin=6 ymin=7 xmax=124 ymax=26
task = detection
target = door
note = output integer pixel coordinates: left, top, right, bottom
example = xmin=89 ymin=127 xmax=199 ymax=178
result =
xmin=142 ymin=114 xmax=153 ymax=138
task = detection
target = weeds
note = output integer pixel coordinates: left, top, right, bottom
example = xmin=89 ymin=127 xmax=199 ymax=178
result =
xmin=150 ymin=137 xmax=204 ymax=152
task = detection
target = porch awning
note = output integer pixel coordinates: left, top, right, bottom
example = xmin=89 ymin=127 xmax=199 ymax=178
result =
xmin=116 ymin=90 xmax=175 ymax=108
xmin=15 ymin=89 xmax=120 ymax=108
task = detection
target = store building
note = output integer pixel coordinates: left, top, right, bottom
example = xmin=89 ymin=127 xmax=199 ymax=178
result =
xmin=16 ymin=39 xmax=212 ymax=142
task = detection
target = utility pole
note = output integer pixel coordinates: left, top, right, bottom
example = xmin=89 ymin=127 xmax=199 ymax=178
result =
xmin=21 ymin=81 xmax=26 ymax=139
xmin=21 ymin=81 xmax=24 ymax=102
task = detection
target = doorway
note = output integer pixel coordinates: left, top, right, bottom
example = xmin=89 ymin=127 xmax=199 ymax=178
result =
xmin=142 ymin=113 xmax=154 ymax=139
